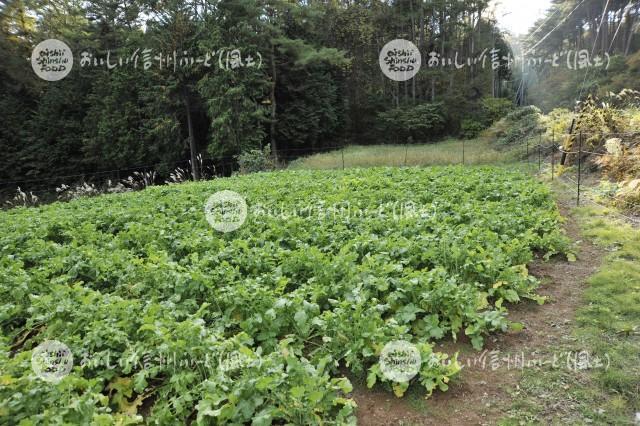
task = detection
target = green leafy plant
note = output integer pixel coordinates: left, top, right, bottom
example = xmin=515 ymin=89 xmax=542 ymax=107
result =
xmin=495 ymin=106 xmax=545 ymax=147
xmin=377 ymin=103 xmax=446 ymax=143
xmin=0 ymin=166 xmax=569 ymax=423
xmin=480 ymin=97 xmax=514 ymax=125
xmin=236 ymin=145 xmax=276 ymax=174
xmin=460 ymin=119 xmax=486 ymax=139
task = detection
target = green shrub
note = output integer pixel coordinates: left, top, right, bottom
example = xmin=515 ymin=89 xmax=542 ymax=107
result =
xmin=460 ymin=119 xmax=486 ymax=139
xmin=236 ymin=145 xmax=276 ymax=174
xmin=481 ymin=97 xmax=514 ymax=124
xmin=542 ymin=108 xmax=573 ymax=140
xmin=504 ymin=105 xmax=541 ymax=122
xmin=453 ymin=98 xmax=513 ymax=139
xmin=496 ymin=106 xmax=544 ymax=146
xmin=377 ymin=102 xmax=446 ymax=142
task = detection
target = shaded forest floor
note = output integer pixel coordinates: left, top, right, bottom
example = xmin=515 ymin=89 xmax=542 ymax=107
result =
xmin=351 ymin=182 xmax=640 ymax=425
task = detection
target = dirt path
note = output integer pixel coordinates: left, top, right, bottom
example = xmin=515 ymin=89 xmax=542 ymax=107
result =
xmin=353 ymin=194 xmax=603 ymax=425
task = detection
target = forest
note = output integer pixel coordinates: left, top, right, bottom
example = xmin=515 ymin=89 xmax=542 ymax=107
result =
xmin=525 ymin=0 xmax=640 ymax=110
xmin=1 ymin=0 xmax=515 ymax=188
xmin=1 ymin=0 xmax=638 ymax=188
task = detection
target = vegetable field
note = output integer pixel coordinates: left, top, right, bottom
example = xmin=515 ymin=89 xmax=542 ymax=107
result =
xmin=0 ymin=167 xmax=568 ymax=424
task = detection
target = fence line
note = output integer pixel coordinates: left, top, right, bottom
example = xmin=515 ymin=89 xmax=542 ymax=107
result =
xmin=521 ymin=129 xmax=640 ymax=226
xmin=2 ymin=132 xmax=639 ymax=221
xmin=3 ymin=132 xmax=636 ymax=189
xmin=556 ymin=174 xmax=640 ymax=225
xmin=0 ymin=145 xmax=347 ymax=189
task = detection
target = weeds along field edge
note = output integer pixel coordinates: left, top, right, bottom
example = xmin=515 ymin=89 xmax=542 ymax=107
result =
xmin=0 ymin=166 xmax=570 ymax=424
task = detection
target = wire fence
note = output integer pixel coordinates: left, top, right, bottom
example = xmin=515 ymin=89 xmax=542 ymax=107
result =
xmin=0 ymin=144 xmax=353 ymax=205
xmin=514 ymin=130 xmax=640 ymax=225
xmin=0 ymin=145 xmax=346 ymax=188
xmin=2 ymin=131 xmax=639 ymax=224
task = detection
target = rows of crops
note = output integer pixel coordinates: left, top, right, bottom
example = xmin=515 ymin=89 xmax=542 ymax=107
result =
xmin=0 ymin=167 xmax=568 ymax=424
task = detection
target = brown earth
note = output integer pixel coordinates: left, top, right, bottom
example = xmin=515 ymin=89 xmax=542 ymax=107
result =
xmin=352 ymin=192 xmax=603 ymax=426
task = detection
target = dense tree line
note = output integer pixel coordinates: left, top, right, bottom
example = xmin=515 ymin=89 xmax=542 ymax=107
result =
xmin=522 ymin=0 xmax=640 ymax=111
xmin=0 ymin=0 xmax=513 ymax=186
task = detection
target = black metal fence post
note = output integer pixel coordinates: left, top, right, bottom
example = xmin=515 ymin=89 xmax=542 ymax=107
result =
xmin=551 ymin=130 xmax=555 ymax=180
xmin=404 ymin=143 xmax=408 ymax=167
xmin=537 ymin=131 xmax=540 ymax=171
xmin=577 ymin=131 xmax=583 ymax=206
xmin=462 ymin=139 xmax=465 ymax=165
xmin=551 ymin=145 xmax=555 ymax=180
xmin=341 ymin=148 xmax=345 ymax=170
xmin=538 ymin=144 xmax=541 ymax=172
xmin=526 ymin=139 xmax=529 ymax=169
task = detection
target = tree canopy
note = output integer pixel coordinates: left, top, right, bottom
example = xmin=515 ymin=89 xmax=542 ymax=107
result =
xmin=0 ymin=0 xmax=535 ymax=187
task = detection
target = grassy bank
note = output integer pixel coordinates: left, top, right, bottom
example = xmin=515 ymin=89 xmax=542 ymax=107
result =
xmin=288 ymin=138 xmax=519 ymax=170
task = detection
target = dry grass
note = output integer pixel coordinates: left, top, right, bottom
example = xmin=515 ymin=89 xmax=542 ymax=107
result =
xmin=288 ymin=138 xmax=515 ymax=170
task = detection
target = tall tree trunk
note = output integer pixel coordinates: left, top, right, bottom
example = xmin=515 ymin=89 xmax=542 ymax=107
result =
xmin=418 ymin=2 xmax=425 ymax=49
xmin=614 ymin=7 xmax=624 ymax=52
xmin=410 ymin=0 xmax=416 ymax=103
xmin=183 ymin=90 xmax=199 ymax=181
xmin=440 ymin=9 xmax=445 ymax=56
xmin=418 ymin=0 xmax=425 ymax=102
xmin=470 ymin=11 xmax=476 ymax=79
xmin=270 ymin=42 xmax=278 ymax=162
xmin=602 ymin=19 xmax=607 ymax=52
xmin=577 ymin=14 xmax=583 ymax=51
xmin=622 ymin=11 xmax=628 ymax=53
xmin=491 ymin=24 xmax=495 ymax=97
xmin=624 ymin=6 xmax=637 ymax=55
xmin=440 ymin=6 xmax=446 ymax=95
xmin=431 ymin=79 xmax=435 ymax=101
